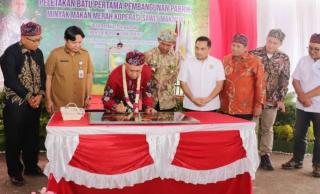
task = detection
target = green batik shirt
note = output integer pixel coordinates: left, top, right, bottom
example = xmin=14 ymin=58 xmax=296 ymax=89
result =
xmin=145 ymin=47 xmax=179 ymax=110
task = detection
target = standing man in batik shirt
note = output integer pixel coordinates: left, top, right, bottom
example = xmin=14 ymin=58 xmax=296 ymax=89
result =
xmin=45 ymin=26 xmax=94 ymax=113
xmin=282 ymin=34 xmax=320 ymax=178
xmin=145 ymin=29 xmax=179 ymax=111
xmin=250 ymin=29 xmax=290 ymax=171
xmin=103 ymin=50 xmax=155 ymax=113
xmin=0 ymin=22 xmax=45 ymax=186
xmin=220 ymin=33 xmax=266 ymax=120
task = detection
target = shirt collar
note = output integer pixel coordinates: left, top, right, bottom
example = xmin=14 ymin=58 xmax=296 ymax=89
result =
xmin=232 ymin=51 xmax=249 ymax=60
xmin=311 ymin=56 xmax=320 ymax=62
xmin=262 ymin=46 xmax=268 ymax=54
xmin=262 ymin=46 xmax=280 ymax=57
xmin=156 ymin=47 xmax=175 ymax=56
xmin=64 ymin=46 xmax=82 ymax=55
xmin=19 ymin=42 xmax=31 ymax=55
xmin=196 ymin=56 xmax=209 ymax=64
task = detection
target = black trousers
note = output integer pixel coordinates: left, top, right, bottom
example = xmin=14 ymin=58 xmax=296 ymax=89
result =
xmin=231 ymin=114 xmax=253 ymax=121
xmin=293 ymin=109 xmax=320 ymax=164
xmin=222 ymin=113 xmax=253 ymax=121
xmin=183 ymin=108 xmax=217 ymax=112
xmin=3 ymin=101 xmax=41 ymax=177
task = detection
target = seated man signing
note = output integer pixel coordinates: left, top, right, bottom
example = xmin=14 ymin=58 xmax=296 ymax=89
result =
xmin=102 ymin=50 xmax=156 ymax=113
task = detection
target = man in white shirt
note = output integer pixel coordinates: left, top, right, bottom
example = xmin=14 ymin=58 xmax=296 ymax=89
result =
xmin=178 ymin=36 xmax=225 ymax=111
xmin=282 ymin=33 xmax=320 ymax=178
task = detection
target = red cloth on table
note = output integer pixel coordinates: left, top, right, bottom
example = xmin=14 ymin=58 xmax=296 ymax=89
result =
xmin=172 ymin=131 xmax=246 ymax=169
xmin=87 ymin=95 xmax=104 ymax=111
xmin=46 ymin=112 xmax=253 ymax=193
xmin=68 ymin=134 xmax=154 ymax=174
xmin=66 ymin=131 xmax=245 ymax=175
xmin=48 ymin=112 xmax=250 ymax=127
xmin=47 ymin=173 xmax=252 ymax=194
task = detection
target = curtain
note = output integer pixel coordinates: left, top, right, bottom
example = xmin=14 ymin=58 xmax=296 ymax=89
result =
xmin=209 ymin=0 xmax=320 ymax=72
xmin=209 ymin=0 xmax=258 ymax=59
xmin=257 ymin=0 xmax=320 ymax=74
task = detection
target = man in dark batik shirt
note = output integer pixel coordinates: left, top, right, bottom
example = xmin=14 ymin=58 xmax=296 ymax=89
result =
xmin=250 ymin=29 xmax=290 ymax=171
xmin=0 ymin=22 xmax=46 ymax=186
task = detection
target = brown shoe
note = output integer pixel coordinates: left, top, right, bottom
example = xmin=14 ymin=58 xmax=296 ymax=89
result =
xmin=281 ymin=157 xmax=303 ymax=169
xmin=312 ymin=164 xmax=320 ymax=177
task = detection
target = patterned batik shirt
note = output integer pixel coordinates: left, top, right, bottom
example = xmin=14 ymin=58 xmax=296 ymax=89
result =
xmin=144 ymin=47 xmax=179 ymax=110
xmin=220 ymin=52 xmax=266 ymax=115
xmin=4 ymin=43 xmax=42 ymax=105
xmin=250 ymin=47 xmax=290 ymax=107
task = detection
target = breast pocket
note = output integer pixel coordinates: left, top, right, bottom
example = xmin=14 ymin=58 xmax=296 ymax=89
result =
xmin=312 ymin=62 xmax=320 ymax=78
xmin=56 ymin=61 xmax=71 ymax=77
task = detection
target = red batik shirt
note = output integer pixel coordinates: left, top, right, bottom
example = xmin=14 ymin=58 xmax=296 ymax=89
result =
xmin=220 ymin=52 xmax=266 ymax=115
xmin=102 ymin=65 xmax=154 ymax=112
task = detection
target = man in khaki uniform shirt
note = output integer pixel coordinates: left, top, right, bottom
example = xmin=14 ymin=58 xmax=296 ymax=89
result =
xmin=45 ymin=26 xmax=93 ymax=113
xmin=145 ymin=29 xmax=179 ymax=111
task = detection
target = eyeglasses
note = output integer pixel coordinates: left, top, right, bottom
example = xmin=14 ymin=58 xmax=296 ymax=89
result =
xmin=307 ymin=46 xmax=320 ymax=52
xmin=26 ymin=37 xmax=42 ymax=43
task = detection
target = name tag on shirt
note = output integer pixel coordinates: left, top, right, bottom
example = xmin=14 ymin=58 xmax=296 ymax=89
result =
xmin=79 ymin=69 xmax=84 ymax=79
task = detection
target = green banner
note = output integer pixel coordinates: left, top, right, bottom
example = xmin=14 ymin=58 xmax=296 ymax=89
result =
xmin=0 ymin=0 xmax=208 ymax=94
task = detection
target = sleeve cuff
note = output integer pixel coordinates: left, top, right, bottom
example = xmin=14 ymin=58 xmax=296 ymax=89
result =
xmin=255 ymin=103 xmax=263 ymax=110
xmin=24 ymin=92 xmax=33 ymax=101
xmin=39 ymin=90 xmax=45 ymax=97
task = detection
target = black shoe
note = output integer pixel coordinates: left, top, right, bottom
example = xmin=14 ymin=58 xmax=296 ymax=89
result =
xmin=260 ymin=155 xmax=274 ymax=171
xmin=10 ymin=175 xmax=25 ymax=186
xmin=24 ymin=166 xmax=45 ymax=176
xmin=259 ymin=155 xmax=266 ymax=169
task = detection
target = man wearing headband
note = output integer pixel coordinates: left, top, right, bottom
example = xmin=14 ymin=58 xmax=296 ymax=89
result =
xmin=145 ymin=29 xmax=179 ymax=111
xmin=220 ymin=33 xmax=266 ymax=120
xmin=45 ymin=26 xmax=94 ymax=113
xmin=0 ymin=22 xmax=45 ymax=186
xmin=103 ymin=50 xmax=155 ymax=113
xmin=282 ymin=33 xmax=320 ymax=178
xmin=250 ymin=29 xmax=290 ymax=171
